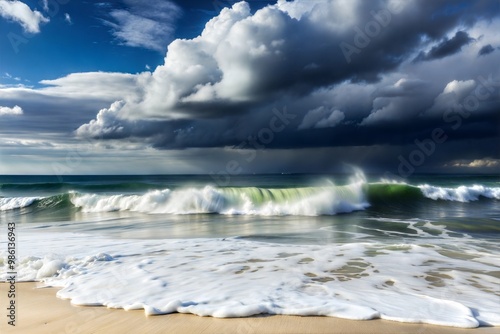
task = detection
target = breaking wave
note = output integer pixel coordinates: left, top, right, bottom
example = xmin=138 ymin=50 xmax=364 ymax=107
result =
xmin=1 ymin=181 xmax=499 ymax=215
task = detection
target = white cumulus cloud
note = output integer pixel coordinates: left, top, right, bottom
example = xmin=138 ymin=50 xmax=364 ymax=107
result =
xmin=76 ymin=101 xmax=126 ymax=137
xmin=0 ymin=105 xmax=23 ymax=116
xmin=0 ymin=0 xmax=49 ymax=33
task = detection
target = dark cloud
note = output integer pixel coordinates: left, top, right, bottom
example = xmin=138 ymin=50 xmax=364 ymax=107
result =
xmin=69 ymin=0 xmax=499 ymax=174
xmin=414 ymin=31 xmax=474 ymax=62
xmin=77 ymin=1 xmax=499 ymax=125
xmin=1 ymin=0 xmax=500 ymax=174
xmin=478 ymin=44 xmax=495 ymax=56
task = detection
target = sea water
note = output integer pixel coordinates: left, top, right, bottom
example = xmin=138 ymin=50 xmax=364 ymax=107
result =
xmin=0 ymin=172 xmax=499 ymax=327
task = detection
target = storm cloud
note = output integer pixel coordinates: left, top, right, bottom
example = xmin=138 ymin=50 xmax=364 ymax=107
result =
xmin=1 ymin=0 xmax=499 ymax=174
xmin=75 ymin=1 xmax=499 ymax=152
xmin=413 ymin=31 xmax=474 ymax=62
xmin=478 ymin=44 xmax=495 ymax=56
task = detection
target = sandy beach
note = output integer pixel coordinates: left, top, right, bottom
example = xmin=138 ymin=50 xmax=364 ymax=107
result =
xmin=0 ymin=283 xmax=497 ymax=334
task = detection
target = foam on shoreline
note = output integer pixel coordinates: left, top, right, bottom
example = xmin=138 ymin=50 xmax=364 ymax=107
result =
xmin=1 ymin=229 xmax=499 ymax=328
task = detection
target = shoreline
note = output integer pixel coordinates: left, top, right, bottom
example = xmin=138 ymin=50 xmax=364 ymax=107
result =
xmin=1 ymin=283 xmax=499 ymax=333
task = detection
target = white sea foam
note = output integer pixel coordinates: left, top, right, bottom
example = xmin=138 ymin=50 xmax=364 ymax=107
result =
xmin=419 ymin=184 xmax=500 ymax=202
xmin=0 ymin=196 xmax=39 ymax=211
xmin=364 ymin=218 xmax=458 ymax=239
xmin=1 ymin=230 xmax=499 ymax=327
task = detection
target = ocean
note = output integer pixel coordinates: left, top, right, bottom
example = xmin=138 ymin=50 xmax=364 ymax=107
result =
xmin=0 ymin=172 xmax=499 ymax=328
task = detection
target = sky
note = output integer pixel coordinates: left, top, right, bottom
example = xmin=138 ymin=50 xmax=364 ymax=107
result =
xmin=0 ymin=0 xmax=499 ymax=176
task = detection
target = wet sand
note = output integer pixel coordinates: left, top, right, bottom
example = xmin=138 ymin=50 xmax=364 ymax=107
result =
xmin=1 ymin=283 xmax=498 ymax=334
